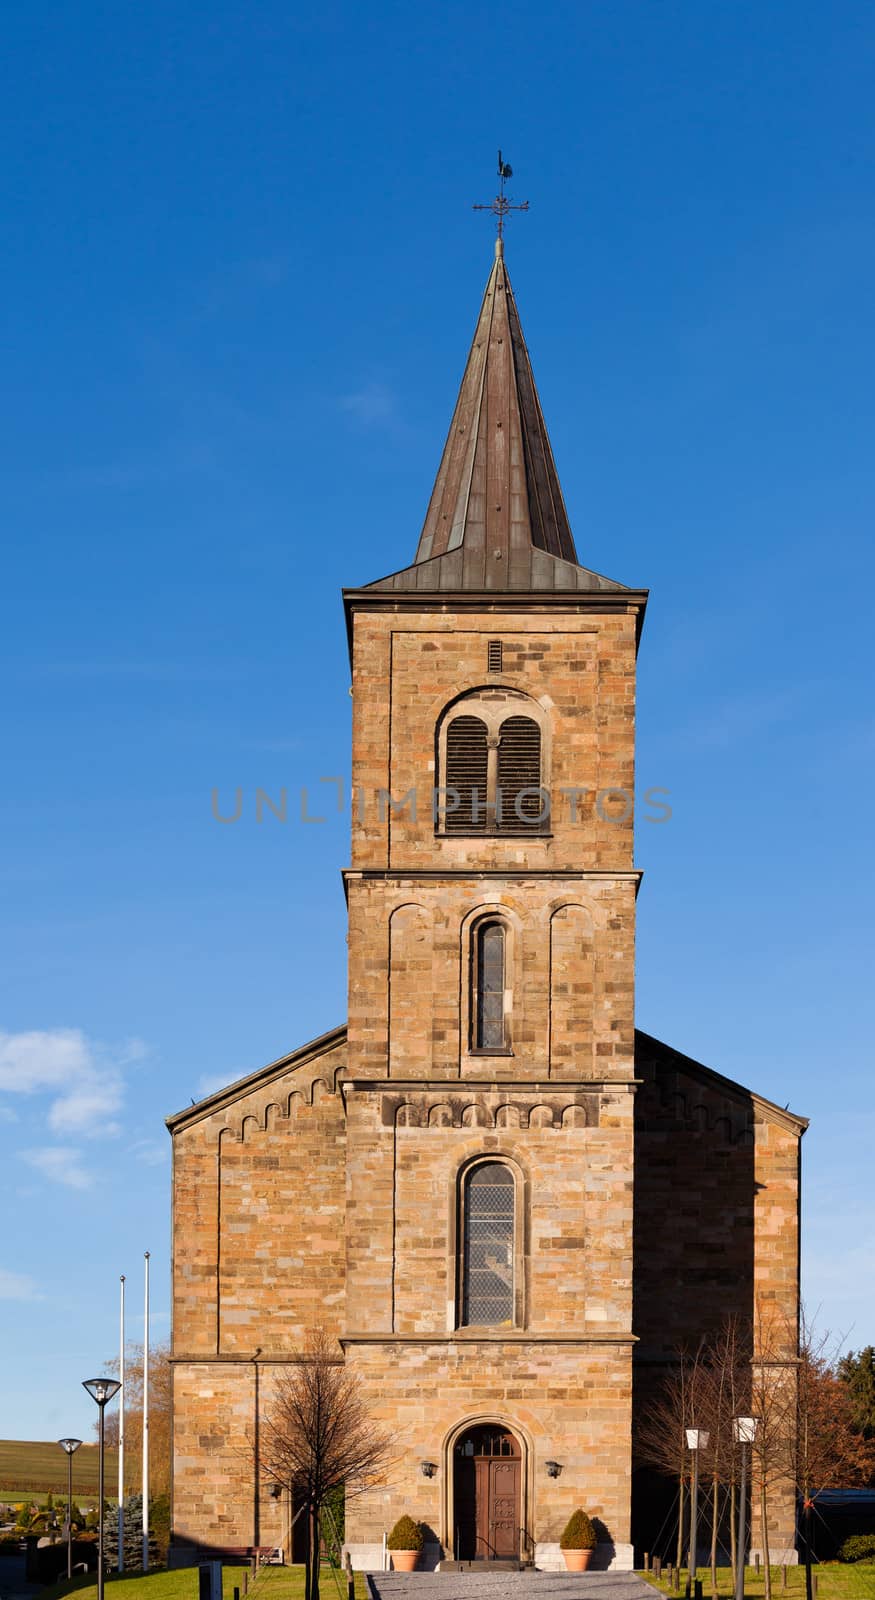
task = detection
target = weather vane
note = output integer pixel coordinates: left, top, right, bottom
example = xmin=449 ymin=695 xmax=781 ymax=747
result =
xmin=473 ymin=150 xmax=529 ymax=241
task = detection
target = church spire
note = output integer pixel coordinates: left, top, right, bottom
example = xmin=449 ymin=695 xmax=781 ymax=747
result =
xmin=414 ymin=239 xmax=578 ymax=576
xmin=364 ymin=247 xmax=629 ymax=594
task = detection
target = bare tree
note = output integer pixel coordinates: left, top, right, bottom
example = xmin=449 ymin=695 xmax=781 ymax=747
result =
xmin=748 ymin=1305 xmax=798 ymax=1600
xmin=637 ymin=1341 xmax=710 ymax=1573
xmin=259 ymin=1328 xmax=394 ymax=1600
xmin=698 ymin=1316 xmax=750 ymax=1595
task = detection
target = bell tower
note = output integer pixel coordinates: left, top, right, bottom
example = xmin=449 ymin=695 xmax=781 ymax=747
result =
xmin=339 ymin=240 xmax=648 ymax=1568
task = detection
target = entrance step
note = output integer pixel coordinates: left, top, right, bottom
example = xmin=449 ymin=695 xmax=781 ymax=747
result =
xmin=367 ymin=1575 xmax=657 ymax=1600
xmin=438 ymin=1561 xmax=529 ymax=1571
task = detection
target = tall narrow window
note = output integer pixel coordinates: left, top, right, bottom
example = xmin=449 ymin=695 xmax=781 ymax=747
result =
xmin=462 ymin=1163 xmax=515 ymax=1327
xmin=445 ymin=715 xmax=489 ymax=833
xmin=496 ymin=716 xmax=542 ymax=825
xmin=473 ymin=920 xmax=506 ymax=1050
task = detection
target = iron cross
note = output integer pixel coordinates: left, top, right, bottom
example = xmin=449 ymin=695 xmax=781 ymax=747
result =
xmin=473 ymin=150 xmax=529 ymax=241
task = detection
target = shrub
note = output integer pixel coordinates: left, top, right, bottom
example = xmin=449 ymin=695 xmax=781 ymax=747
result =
xmin=387 ymin=1516 xmax=424 ymax=1551
xmin=559 ymin=1509 xmax=597 ymax=1550
xmin=838 ymin=1533 xmax=875 ymax=1563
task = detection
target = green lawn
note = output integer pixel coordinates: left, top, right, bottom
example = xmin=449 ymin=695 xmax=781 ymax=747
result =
xmin=640 ymin=1564 xmax=875 ymax=1600
xmin=39 ymin=1565 xmax=369 ymax=1600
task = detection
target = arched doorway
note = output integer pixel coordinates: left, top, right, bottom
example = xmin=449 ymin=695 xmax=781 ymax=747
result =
xmin=453 ymin=1424 xmax=521 ymax=1560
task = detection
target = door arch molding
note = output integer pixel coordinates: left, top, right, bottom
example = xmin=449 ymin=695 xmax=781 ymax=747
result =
xmin=441 ymin=1414 xmax=534 ymax=1562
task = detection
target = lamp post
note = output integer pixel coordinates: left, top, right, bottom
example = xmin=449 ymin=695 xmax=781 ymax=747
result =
xmin=57 ymin=1439 xmax=82 ymax=1581
xmin=83 ymin=1378 xmax=122 ymax=1600
xmin=685 ymin=1429 xmax=709 ymax=1592
xmin=733 ymin=1416 xmax=758 ymax=1600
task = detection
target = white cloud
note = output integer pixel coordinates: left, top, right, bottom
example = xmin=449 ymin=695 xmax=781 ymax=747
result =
xmin=197 ymin=1073 xmax=231 ymax=1098
xmin=0 ymin=1028 xmax=144 ymax=1137
xmin=0 ymin=1266 xmax=42 ymax=1301
xmin=340 ymin=381 xmax=399 ymax=428
xmin=22 ymin=1146 xmax=94 ymax=1190
xmin=132 ymin=1139 xmax=169 ymax=1167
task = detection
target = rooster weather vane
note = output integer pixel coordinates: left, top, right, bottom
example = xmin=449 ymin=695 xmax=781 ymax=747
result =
xmin=473 ymin=150 xmax=529 ymax=241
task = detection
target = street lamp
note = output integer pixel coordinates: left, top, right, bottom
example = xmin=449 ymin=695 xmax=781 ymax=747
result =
xmin=733 ymin=1416 xmax=758 ymax=1600
xmin=685 ymin=1429 xmax=709 ymax=1590
xmin=57 ymin=1439 xmax=82 ymax=1581
xmin=83 ymin=1378 xmax=122 ymax=1600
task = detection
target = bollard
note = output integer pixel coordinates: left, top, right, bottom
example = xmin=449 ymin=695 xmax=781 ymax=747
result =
xmin=781 ymin=1566 xmax=787 ymax=1591
xmin=644 ymin=1552 xmax=650 ymax=1571
xmin=654 ymin=1557 xmax=662 ymax=1579
xmin=345 ymin=1551 xmax=354 ymax=1600
xmin=694 ymin=1581 xmax=703 ymax=1600
xmin=755 ymin=1554 xmax=761 ymax=1575
xmin=812 ymin=1578 xmax=818 ymax=1600
xmin=243 ymin=1573 xmax=248 ymax=1595
xmin=234 ymin=1589 xmax=240 ymax=1600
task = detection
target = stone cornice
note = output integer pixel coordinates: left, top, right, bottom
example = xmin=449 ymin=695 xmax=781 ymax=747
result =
xmin=339 ymin=1332 xmax=638 ymax=1345
xmin=342 ymin=1076 xmax=638 ymax=1092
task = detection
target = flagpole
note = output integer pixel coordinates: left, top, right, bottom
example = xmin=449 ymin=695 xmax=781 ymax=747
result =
xmin=142 ymin=1252 xmax=150 ymax=1571
xmin=118 ymin=1275 xmax=125 ymax=1572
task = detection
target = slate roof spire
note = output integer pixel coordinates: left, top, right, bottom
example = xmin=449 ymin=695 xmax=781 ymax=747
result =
xmin=364 ymin=243 xmax=629 ymax=594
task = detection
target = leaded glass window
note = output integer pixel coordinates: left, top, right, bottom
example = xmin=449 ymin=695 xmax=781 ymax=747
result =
xmin=462 ymin=1162 xmax=515 ymax=1326
xmin=475 ymin=920 xmax=506 ymax=1050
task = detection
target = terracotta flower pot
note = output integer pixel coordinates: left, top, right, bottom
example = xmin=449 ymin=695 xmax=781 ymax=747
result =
xmin=562 ymin=1548 xmax=593 ymax=1571
xmin=390 ymin=1551 xmax=420 ymax=1572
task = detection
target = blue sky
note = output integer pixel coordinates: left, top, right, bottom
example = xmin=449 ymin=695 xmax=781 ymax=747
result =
xmin=1 ymin=0 xmax=873 ymax=1441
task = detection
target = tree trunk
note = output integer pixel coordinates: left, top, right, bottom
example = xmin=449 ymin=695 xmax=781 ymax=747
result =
xmin=760 ymin=1481 xmax=772 ymax=1600
xmin=309 ymin=1506 xmax=320 ymax=1600
xmin=303 ymin=1507 xmax=311 ymax=1600
xmin=729 ymin=1481 xmax=737 ymax=1588
xmin=676 ymin=1475 xmax=686 ymax=1574
xmin=710 ymin=1474 xmax=719 ymax=1598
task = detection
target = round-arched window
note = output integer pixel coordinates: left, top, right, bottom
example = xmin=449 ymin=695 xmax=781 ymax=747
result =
xmin=461 ymin=1163 xmax=515 ymax=1327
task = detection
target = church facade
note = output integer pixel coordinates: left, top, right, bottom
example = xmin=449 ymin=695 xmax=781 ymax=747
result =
xmin=167 ymin=241 xmax=806 ymax=1571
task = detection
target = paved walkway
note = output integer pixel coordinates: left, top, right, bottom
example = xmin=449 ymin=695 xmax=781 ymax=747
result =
xmin=367 ymin=1573 xmax=655 ymax=1600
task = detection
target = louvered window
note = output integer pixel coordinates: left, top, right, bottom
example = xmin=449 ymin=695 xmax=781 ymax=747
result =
xmin=487 ymin=640 xmax=502 ymax=672
xmin=462 ymin=1163 xmax=515 ymax=1327
xmin=474 ymin=920 xmax=505 ymax=1050
xmin=497 ymin=716 xmax=542 ymax=825
xmin=445 ymin=715 xmax=489 ymax=833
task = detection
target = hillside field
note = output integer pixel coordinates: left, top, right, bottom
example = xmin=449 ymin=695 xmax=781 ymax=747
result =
xmin=0 ymin=1439 xmax=119 ymax=1498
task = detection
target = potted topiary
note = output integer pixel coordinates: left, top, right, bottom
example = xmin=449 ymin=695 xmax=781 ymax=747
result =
xmin=559 ymin=1509 xmax=597 ymax=1571
xmin=387 ymin=1514 xmax=424 ymax=1572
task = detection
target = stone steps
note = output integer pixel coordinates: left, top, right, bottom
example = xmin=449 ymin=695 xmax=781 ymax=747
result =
xmin=366 ymin=1572 xmax=656 ymax=1600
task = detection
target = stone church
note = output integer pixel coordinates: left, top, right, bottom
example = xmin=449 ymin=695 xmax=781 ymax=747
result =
xmin=167 ymin=240 xmax=806 ymax=1571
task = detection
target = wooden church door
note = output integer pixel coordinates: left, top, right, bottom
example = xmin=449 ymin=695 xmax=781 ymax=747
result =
xmin=454 ymin=1426 xmax=521 ymax=1560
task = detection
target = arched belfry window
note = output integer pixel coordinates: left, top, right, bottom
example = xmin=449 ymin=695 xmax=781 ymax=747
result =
xmin=461 ymin=1163 xmax=515 ymax=1327
xmin=437 ymin=692 xmax=549 ymax=837
xmin=473 ymin=920 xmax=506 ymax=1051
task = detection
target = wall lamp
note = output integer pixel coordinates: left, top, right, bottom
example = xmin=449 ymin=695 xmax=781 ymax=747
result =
xmin=545 ymin=1460 xmax=562 ymax=1479
xmin=420 ymin=1461 xmax=438 ymax=1479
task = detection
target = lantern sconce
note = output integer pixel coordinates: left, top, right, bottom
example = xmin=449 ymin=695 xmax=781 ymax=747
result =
xmin=545 ymin=1460 xmax=562 ymax=1479
xmin=420 ymin=1460 xmax=438 ymax=1479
